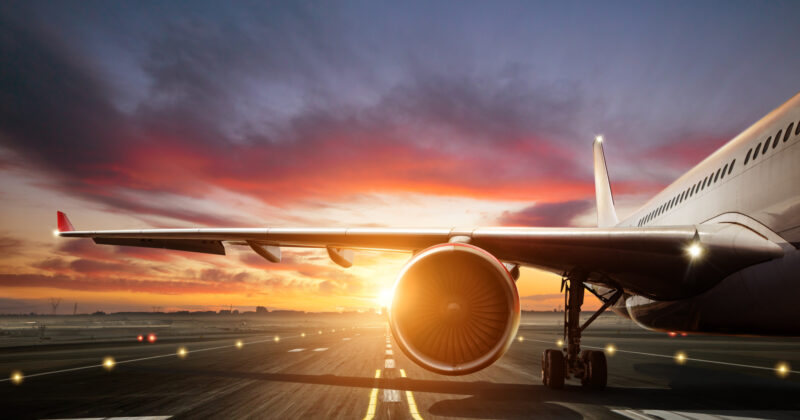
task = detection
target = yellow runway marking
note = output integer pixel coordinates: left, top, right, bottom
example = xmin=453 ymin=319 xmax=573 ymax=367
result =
xmin=362 ymin=369 xmax=381 ymax=420
xmin=400 ymin=369 xmax=424 ymax=420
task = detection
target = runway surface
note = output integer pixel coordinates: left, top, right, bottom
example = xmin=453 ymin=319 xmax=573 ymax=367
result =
xmin=2 ymin=315 xmax=799 ymax=419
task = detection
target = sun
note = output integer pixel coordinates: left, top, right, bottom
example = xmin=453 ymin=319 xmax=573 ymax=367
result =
xmin=376 ymin=288 xmax=395 ymax=309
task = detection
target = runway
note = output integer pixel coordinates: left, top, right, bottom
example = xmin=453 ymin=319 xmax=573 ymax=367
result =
xmin=1 ymin=314 xmax=799 ymax=419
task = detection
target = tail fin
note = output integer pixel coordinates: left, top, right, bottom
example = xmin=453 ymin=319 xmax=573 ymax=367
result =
xmin=593 ymin=136 xmax=619 ymax=227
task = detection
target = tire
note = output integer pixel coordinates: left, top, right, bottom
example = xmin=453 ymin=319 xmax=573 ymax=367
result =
xmin=582 ymin=350 xmax=607 ymax=389
xmin=542 ymin=349 xmax=565 ymax=389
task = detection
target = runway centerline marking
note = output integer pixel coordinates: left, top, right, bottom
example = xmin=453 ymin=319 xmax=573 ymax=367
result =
xmin=362 ymin=369 xmax=381 ymax=420
xmin=287 ymin=348 xmax=305 ymax=352
xmin=383 ymin=389 xmax=401 ymax=402
xmin=342 ymin=338 xmax=351 ymax=341
xmin=312 ymin=348 xmax=328 ymax=352
xmin=400 ymin=369 xmax=424 ymax=420
xmin=385 ymin=349 xmax=393 ymax=356
xmin=385 ymin=359 xmax=395 ymax=369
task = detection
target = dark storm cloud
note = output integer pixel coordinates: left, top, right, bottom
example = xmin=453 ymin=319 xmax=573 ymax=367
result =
xmin=2 ymin=1 xmax=800 ymax=228
xmin=0 ymin=2 xmax=597 ymax=226
xmin=498 ymin=199 xmax=593 ymax=227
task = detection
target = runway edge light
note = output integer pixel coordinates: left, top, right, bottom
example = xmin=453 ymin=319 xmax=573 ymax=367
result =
xmin=10 ymin=370 xmax=23 ymax=385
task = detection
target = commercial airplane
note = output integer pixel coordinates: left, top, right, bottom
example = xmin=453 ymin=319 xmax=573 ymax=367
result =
xmin=56 ymin=92 xmax=800 ymax=390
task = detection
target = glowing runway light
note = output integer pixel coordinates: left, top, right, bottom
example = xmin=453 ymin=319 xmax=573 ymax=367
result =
xmin=776 ymin=362 xmax=791 ymax=378
xmin=556 ymin=339 xmax=564 ymax=347
xmin=675 ymin=351 xmax=687 ymax=365
xmin=318 ymin=330 xmax=322 ymax=335
xmin=147 ymin=333 xmax=157 ymax=343
xmin=177 ymin=346 xmax=188 ymax=358
xmin=103 ymin=357 xmax=115 ymax=371
xmin=10 ymin=370 xmax=23 ymax=385
xmin=605 ymin=344 xmax=616 ymax=355
xmin=517 ymin=336 xmax=524 ymax=342
xmin=137 ymin=335 xmax=144 ymax=342
xmin=274 ymin=336 xmax=280 ymax=342
xmin=301 ymin=332 xmax=306 ymax=338
xmin=235 ymin=340 xmax=243 ymax=349
xmin=668 ymin=331 xmax=677 ymax=338
xmin=331 ymin=329 xmax=336 ymax=333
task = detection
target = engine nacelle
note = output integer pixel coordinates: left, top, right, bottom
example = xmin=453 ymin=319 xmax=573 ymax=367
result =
xmin=389 ymin=243 xmax=520 ymax=375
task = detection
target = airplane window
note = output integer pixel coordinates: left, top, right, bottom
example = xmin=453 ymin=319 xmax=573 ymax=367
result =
xmin=697 ymin=180 xmax=702 ymax=191
xmin=744 ymin=149 xmax=752 ymax=165
xmin=753 ymin=142 xmax=761 ymax=160
xmin=701 ymin=177 xmax=707 ymax=189
xmin=720 ymin=163 xmax=728 ymax=179
xmin=762 ymin=138 xmax=771 ymax=154
xmin=691 ymin=184 xmax=696 ymax=196
xmin=713 ymin=168 xmax=721 ymax=183
xmin=773 ymin=130 xmax=782 ymax=149
xmin=785 ymin=123 xmax=794 ymax=142
xmin=728 ymin=159 xmax=735 ymax=174
xmin=796 ymin=120 xmax=800 ymax=135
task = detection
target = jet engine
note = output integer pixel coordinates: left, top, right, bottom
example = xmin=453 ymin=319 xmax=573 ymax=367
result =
xmin=389 ymin=243 xmax=520 ymax=375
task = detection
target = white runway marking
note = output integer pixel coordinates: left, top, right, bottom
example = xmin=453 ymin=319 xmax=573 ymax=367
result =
xmin=385 ymin=359 xmax=395 ymax=369
xmin=525 ymin=338 xmax=800 ymax=375
xmin=386 ymin=344 xmax=391 ymax=348
xmin=385 ymin=349 xmax=393 ymax=355
xmin=287 ymin=348 xmax=305 ymax=352
xmin=44 ymin=417 xmax=172 ymax=420
xmin=0 ymin=333 xmax=310 ymax=384
xmin=342 ymin=338 xmax=351 ymax=341
xmin=612 ymin=409 xmax=799 ymax=420
xmin=312 ymin=348 xmax=328 ymax=352
xmin=382 ymin=389 xmax=402 ymax=402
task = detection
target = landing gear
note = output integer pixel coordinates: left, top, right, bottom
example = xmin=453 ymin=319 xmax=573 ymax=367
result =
xmin=542 ymin=270 xmax=621 ymax=390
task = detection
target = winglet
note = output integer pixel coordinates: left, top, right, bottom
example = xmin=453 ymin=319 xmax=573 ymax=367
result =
xmin=57 ymin=211 xmax=75 ymax=233
xmin=593 ymin=136 xmax=619 ymax=228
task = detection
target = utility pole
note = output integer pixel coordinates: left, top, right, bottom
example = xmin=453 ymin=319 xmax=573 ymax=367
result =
xmin=73 ymin=303 xmax=78 ymax=315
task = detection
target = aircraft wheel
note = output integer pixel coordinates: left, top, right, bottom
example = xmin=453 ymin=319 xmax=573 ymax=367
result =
xmin=542 ymin=349 xmax=565 ymax=389
xmin=581 ymin=350 xmax=607 ymax=389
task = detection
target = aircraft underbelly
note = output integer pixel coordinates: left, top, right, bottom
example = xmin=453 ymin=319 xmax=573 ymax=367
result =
xmin=623 ymin=249 xmax=800 ymax=336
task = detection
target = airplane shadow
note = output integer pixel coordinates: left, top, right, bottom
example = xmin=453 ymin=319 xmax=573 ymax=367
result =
xmin=127 ymin=362 xmax=800 ymax=419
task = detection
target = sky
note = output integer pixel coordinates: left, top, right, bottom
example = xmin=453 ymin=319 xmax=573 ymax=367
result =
xmin=1 ymin=1 xmax=799 ymax=314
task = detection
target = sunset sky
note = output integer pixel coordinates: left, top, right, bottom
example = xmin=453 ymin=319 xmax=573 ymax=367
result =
xmin=1 ymin=1 xmax=799 ymax=314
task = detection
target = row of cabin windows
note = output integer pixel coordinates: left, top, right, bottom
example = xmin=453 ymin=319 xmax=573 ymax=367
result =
xmin=637 ymin=117 xmax=800 ymax=227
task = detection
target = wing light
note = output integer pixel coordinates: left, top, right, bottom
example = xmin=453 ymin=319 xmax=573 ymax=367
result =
xmin=686 ymin=243 xmax=703 ymax=259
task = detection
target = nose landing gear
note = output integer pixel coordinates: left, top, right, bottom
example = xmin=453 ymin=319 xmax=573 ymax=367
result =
xmin=541 ymin=270 xmax=621 ymax=390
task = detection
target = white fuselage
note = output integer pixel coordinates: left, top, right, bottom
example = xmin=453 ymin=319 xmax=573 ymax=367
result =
xmin=615 ymin=92 xmax=800 ymax=335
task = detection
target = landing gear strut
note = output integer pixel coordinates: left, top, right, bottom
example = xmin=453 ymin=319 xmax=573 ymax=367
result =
xmin=541 ymin=270 xmax=622 ymax=390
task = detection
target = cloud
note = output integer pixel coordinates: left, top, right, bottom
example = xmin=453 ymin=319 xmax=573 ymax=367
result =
xmin=498 ymin=199 xmax=593 ymax=227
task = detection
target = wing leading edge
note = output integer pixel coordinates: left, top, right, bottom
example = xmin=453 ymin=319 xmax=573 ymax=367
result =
xmin=56 ymin=211 xmax=782 ymax=300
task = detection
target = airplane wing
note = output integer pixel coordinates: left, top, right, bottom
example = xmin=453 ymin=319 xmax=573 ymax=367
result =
xmin=56 ymin=211 xmax=782 ymax=300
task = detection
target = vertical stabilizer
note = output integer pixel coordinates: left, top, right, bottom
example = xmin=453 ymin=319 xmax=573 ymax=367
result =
xmin=593 ymin=137 xmax=619 ymax=227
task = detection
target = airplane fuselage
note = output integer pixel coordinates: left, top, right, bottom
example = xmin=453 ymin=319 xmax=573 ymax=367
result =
xmin=615 ymin=93 xmax=800 ymax=335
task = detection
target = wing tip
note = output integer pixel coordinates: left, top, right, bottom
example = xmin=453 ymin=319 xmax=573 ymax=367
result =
xmin=56 ymin=211 xmax=75 ymax=233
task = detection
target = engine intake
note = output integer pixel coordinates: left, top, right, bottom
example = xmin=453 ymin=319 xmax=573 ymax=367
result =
xmin=389 ymin=243 xmax=520 ymax=375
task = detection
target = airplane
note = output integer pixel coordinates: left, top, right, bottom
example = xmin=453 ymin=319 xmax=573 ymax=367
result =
xmin=56 ymin=91 xmax=800 ymax=390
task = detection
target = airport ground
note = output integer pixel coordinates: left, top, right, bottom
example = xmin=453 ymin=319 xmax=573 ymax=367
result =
xmin=1 ymin=312 xmax=799 ymax=419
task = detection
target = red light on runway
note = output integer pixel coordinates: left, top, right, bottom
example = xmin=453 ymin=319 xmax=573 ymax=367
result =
xmin=681 ymin=332 xmax=687 ymax=337
xmin=147 ymin=333 xmax=157 ymax=343
xmin=668 ymin=332 xmax=677 ymax=337
xmin=137 ymin=335 xmax=144 ymax=342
